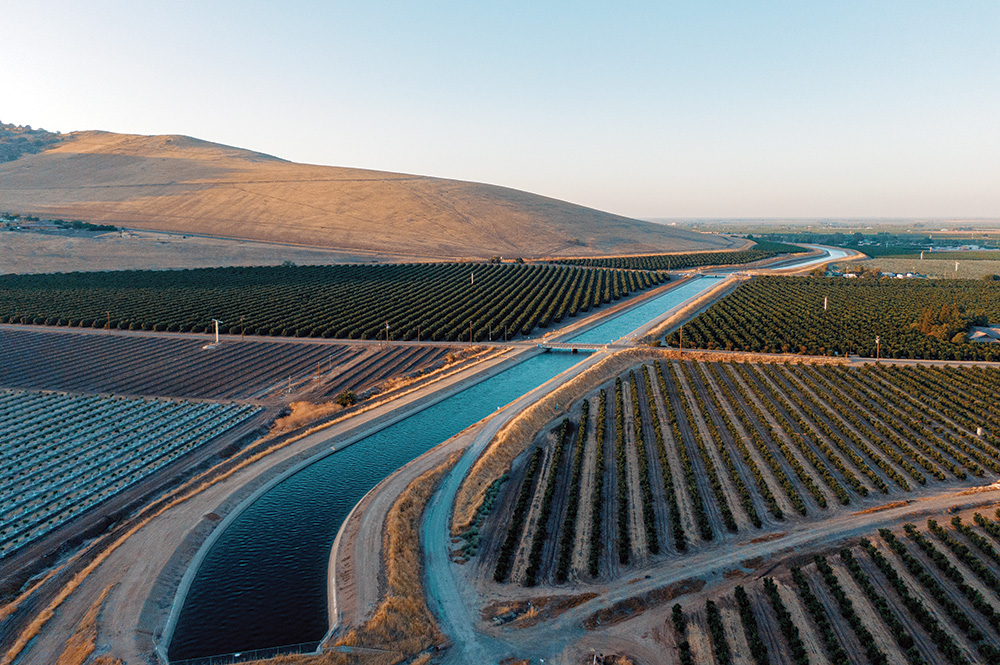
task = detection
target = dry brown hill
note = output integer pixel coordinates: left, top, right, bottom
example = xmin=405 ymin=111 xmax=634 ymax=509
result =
xmin=0 ymin=130 xmax=736 ymax=259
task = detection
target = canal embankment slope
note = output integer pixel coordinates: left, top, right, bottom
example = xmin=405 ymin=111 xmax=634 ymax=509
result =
xmin=2 ymin=345 xmax=530 ymax=665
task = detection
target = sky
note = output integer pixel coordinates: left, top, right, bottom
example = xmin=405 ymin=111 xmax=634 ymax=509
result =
xmin=2 ymin=1 xmax=999 ymax=220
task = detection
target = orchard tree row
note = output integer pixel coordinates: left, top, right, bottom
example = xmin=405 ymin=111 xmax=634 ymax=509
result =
xmin=0 ymin=262 xmax=665 ymax=341
xmin=669 ymin=276 xmax=1000 ymax=360
xmin=555 ymin=240 xmax=806 ymax=271
xmin=476 ymin=359 xmax=1000 ymax=586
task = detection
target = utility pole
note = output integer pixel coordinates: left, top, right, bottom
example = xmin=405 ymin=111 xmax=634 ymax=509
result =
xmin=417 ymin=325 xmax=420 ymax=343
xmin=469 ymin=320 xmax=474 ymax=343
xmin=240 ymin=315 xmax=245 ymax=341
xmin=824 ymin=296 xmax=828 ymax=311
xmin=385 ymin=321 xmax=390 ymax=345
xmin=679 ymin=324 xmax=683 ymax=351
xmin=106 ymin=311 xmax=111 ymax=332
xmin=875 ymin=335 xmax=881 ymax=362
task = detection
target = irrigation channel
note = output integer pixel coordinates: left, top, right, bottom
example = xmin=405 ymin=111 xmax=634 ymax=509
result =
xmin=163 ymin=272 xmax=755 ymax=663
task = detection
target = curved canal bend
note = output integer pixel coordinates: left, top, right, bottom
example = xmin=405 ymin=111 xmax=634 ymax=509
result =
xmin=166 ymin=262 xmax=819 ymax=661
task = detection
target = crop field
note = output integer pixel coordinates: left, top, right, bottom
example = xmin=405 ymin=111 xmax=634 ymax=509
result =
xmin=858 ymin=257 xmax=1000 ymax=280
xmin=0 ymin=262 xmax=665 ymax=342
xmin=475 ymin=360 xmax=1000 ymax=586
xmin=554 ymin=240 xmax=807 ymax=271
xmin=655 ymin=510 xmax=1000 ymax=665
xmin=0 ymin=389 xmax=261 ymax=558
xmin=670 ymin=276 xmax=1000 ymax=360
xmin=0 ymin=328 xmax=455 ymax=402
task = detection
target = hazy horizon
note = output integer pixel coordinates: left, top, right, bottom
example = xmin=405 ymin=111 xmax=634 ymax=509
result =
xmin=3 ymin=1 xmax=998 ymax=220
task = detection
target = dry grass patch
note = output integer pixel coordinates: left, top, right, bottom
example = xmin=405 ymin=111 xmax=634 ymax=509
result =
xmin=270 ymin=401 xmax=344 ymax=435
xmin=852 ymin=500 xmax=912 ymax=515
xmin=480 ymin=593 xmax=598 ymax=629
xmin=55 ymin=584 xmax=113 ymax=665
xmin=582 ymin=577 xmax=705 ymax=630
xmin=329 ymin=452 xmax=460 ymax=662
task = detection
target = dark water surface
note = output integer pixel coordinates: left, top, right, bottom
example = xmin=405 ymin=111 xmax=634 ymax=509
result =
xmin=168 ymin=352 xmax=581 ymax=660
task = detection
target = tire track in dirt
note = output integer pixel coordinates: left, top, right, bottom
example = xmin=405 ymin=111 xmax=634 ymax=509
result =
xmin=537 ymin=411 xmax=580 ymax=585
xmin=686 ymin=608 xmax=718 ymax=665
xmin=602 ymin=393 xmax=622 ymax=580
xmin=802 ymin=566 xmax=867 ymax=665
xmin=718 ymin=597 xmax=753 ymax=665
xmin=664 ymin=361 xmax=725 ymax=541
xmin=749 ymin=586 xmax=795 ymax=665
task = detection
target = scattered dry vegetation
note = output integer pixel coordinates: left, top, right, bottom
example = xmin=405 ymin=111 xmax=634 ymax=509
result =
xmin=330 ymin=453 xmax=460 ymax=662
xmin=55 ymin=585 xmax=115 ymax=665
xmin=255 ymin=453 xmax=461 ymax=665
xmin=269 ymin=401 xmax=344 ymax=435
xmin=583 ymin=578 xmax=705 ymax=630
xmin=480 ymin=593 xmax=598 ymax=629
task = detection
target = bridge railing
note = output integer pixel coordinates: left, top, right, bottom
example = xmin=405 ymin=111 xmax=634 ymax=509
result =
xmin=168 ymin=641 xmax=319 ymax=665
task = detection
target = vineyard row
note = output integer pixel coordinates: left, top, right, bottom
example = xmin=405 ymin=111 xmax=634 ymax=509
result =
xmin=478 ymin=360 xmax=1000 ymax=585
xmin=665 ymin=512 xmax=1000 ymax=665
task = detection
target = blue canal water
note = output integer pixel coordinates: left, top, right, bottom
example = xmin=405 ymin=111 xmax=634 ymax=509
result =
xmin=168 ymin=352 xmax=582 ymax=661
xmin=568 ymin=276 xmax=727 ymax=345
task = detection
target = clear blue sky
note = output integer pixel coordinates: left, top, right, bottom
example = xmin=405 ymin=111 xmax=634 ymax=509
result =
xmin=3 ymin=1 xmax=998 ymax=219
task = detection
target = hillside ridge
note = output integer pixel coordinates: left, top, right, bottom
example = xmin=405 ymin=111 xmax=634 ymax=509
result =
xmin=0 ymin=128 xmax=736 ymax=259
